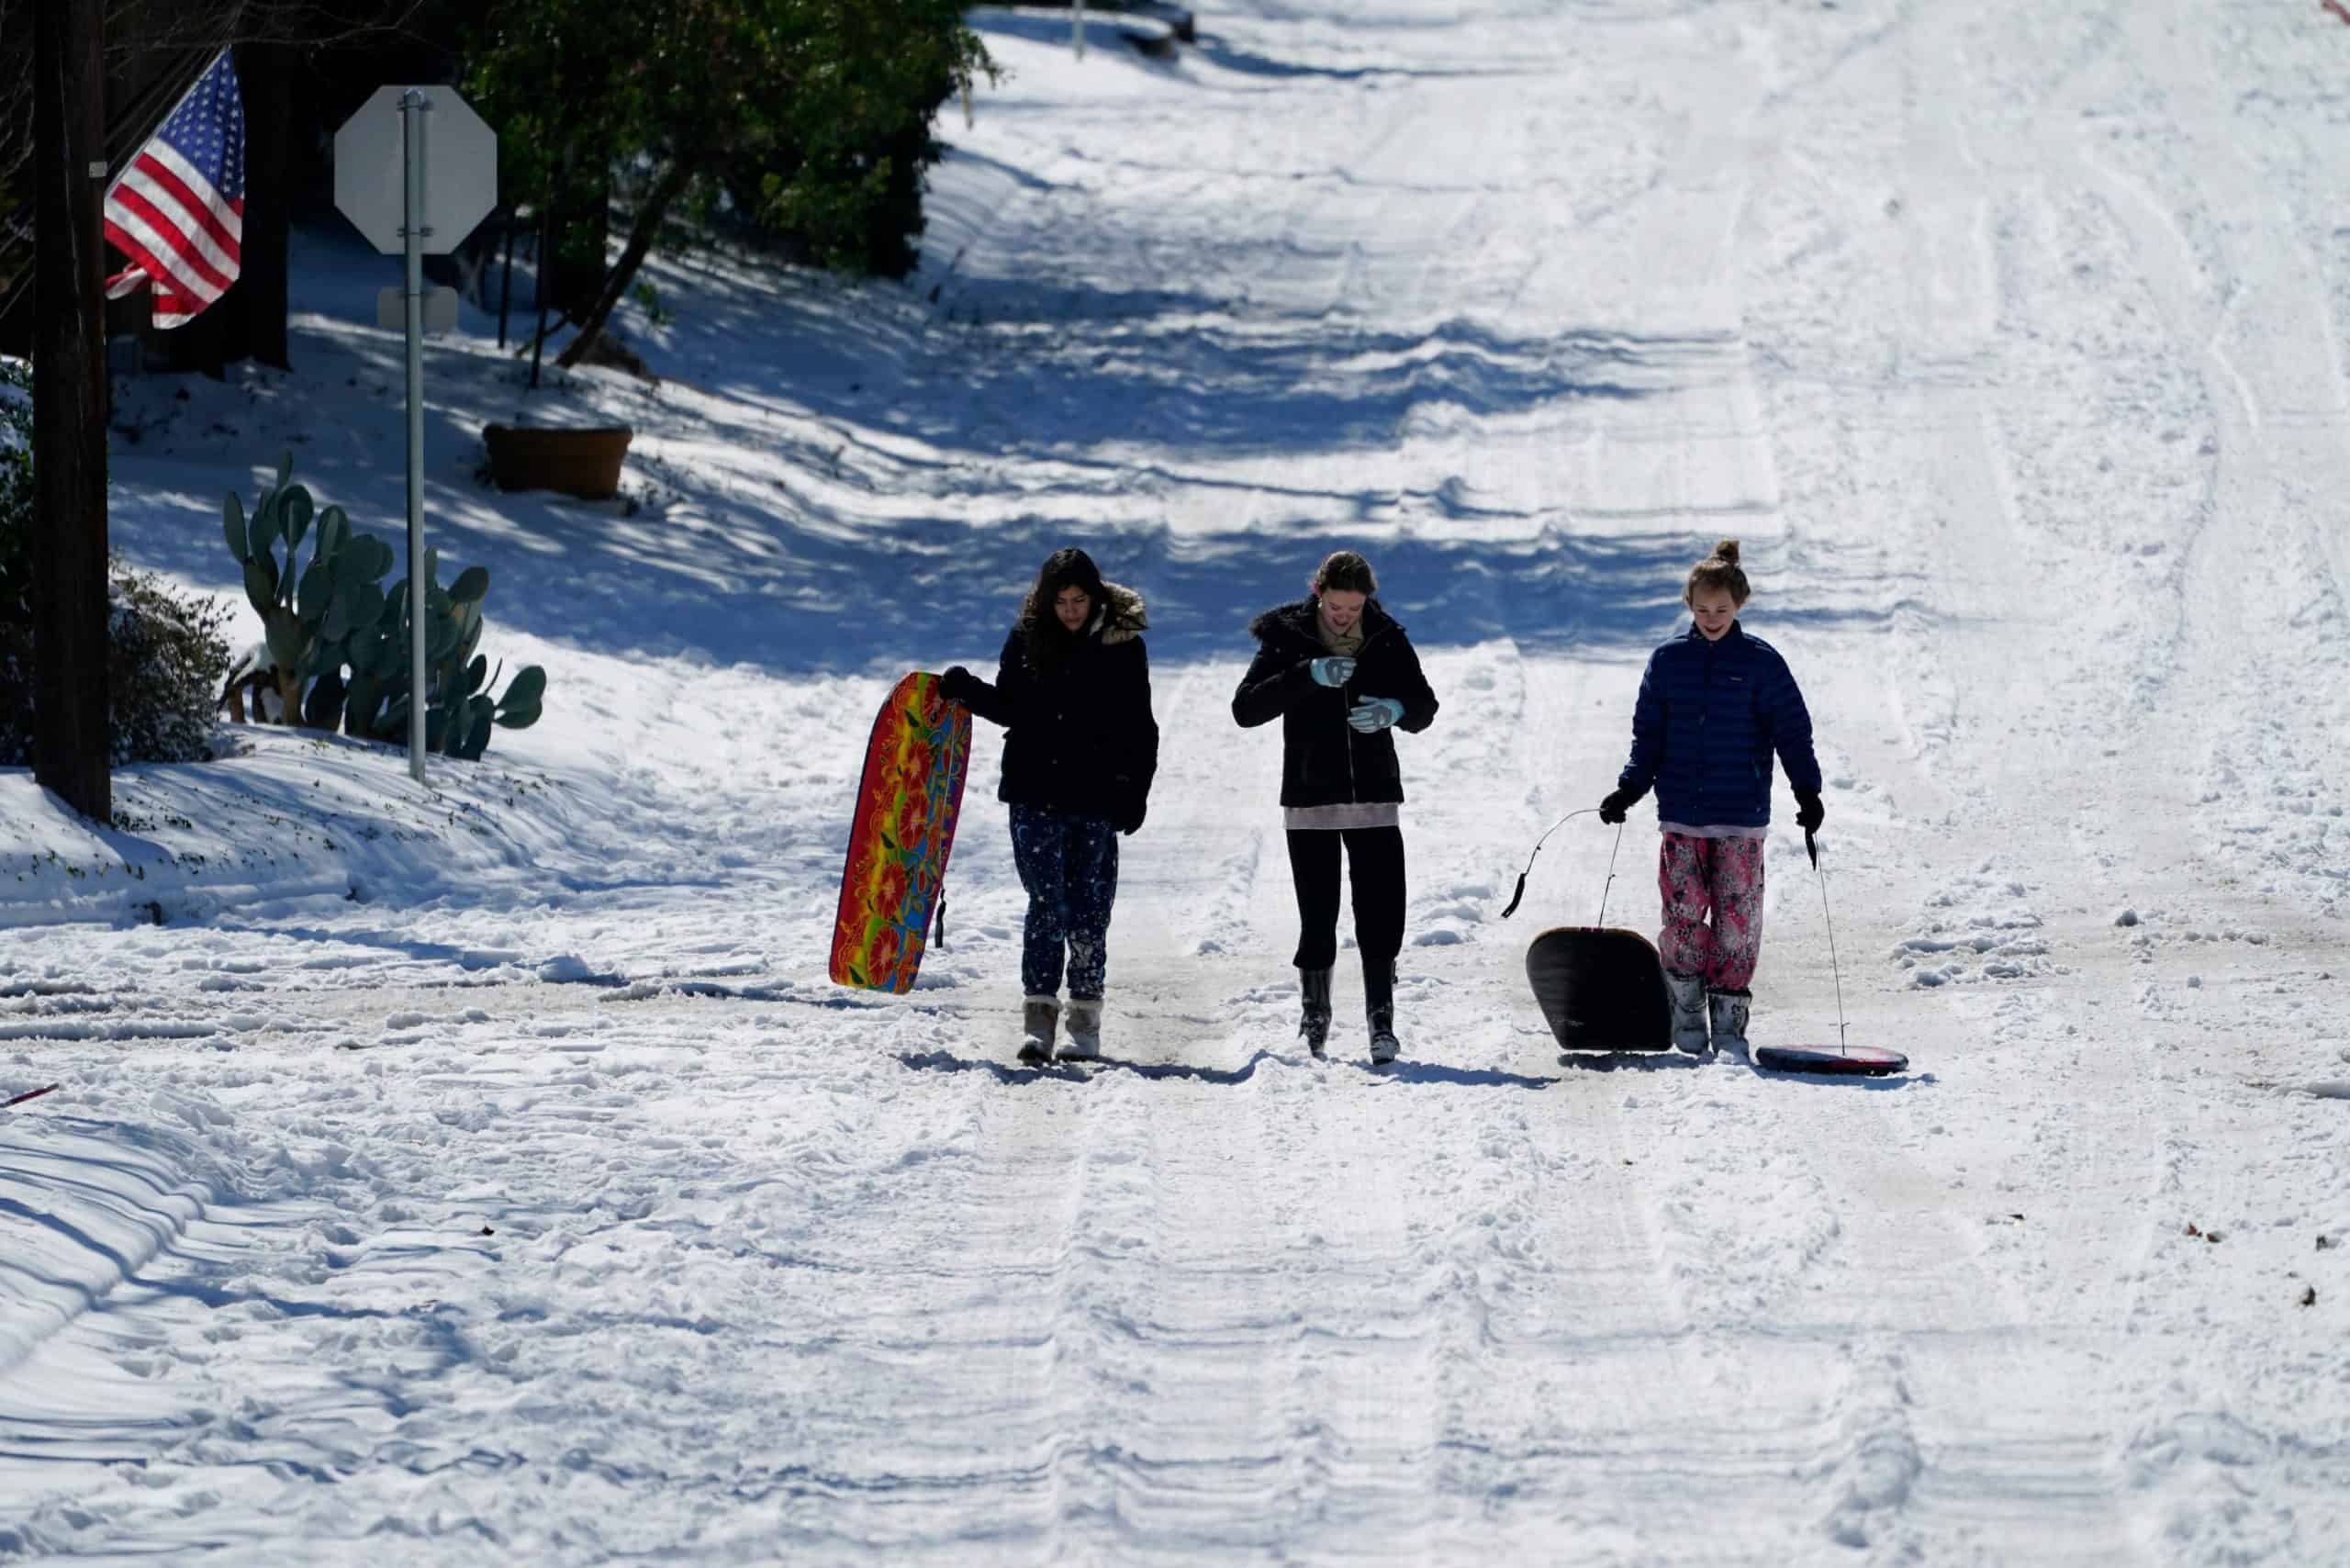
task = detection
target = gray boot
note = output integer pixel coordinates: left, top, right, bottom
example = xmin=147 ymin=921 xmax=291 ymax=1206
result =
xmin=1664 ymin=970 xmax=1710 ymax=1055
xmin=1707 ymin=989 xmax=1751 ymax=1059
xmin=1298 ymin=967 xmax=1334 ymax=1056
xmin=1018 ymin=995 xmax=1059 ymax=1064
xmin=1062 ymin=997 xmax=1103 ymax=1060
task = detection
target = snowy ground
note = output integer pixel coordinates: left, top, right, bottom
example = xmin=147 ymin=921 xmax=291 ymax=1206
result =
xmin=6 ymin=0 xmax=2349 ymax=1561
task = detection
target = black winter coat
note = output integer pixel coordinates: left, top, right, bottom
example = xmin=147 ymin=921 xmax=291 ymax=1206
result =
xmin=1231 ymin=599 xmax=1439 ymax=808
xmin=960 ymin=583 xmax=1158 ymax=830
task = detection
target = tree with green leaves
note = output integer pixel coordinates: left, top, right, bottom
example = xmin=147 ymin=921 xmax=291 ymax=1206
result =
xmin=464 ymin=0 xmax=993 ymax=371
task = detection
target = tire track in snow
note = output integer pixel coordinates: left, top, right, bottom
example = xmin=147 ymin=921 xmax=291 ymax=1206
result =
xmin=2063 ymin=28 xmax=2350 ymax=940
xmin=1332 ymin=644 xmax=1730 ymax=1551
xmin=1633 ymin=1064 xmax=2163 ymax=1562
xmin=995 ymin=1038 xmax=1491 ymax=1557
xmin=0 ymin=1117 xmax=217 ymax=1382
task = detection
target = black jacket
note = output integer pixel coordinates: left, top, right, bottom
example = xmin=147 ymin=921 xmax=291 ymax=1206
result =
xmin=960 ymin=583 xmax=1158 ymax=829
xmin=1231 ymin=599 xmax=1439 ymax=808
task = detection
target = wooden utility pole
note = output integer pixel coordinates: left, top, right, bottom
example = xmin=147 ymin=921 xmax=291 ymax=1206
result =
xmin=31 ymin=0 xmax=111 ymax=823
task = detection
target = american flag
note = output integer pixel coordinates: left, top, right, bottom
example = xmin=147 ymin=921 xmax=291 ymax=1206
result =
xmin=104 ymin=51 xmax=245 ymax=330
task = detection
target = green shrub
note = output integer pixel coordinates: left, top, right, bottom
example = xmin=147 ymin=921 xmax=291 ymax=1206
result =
xmin=0 ymin=565 xmax=231 ymax=767
xmin=103 ymin=569 xmax=232 ymax=764
xmin=1 ymin=358 xmax=232 ymax=767
xmin=1 ymin=358 xmax=28 ymax=631
xmin=0 ymin=630 xmax=24 ymax=767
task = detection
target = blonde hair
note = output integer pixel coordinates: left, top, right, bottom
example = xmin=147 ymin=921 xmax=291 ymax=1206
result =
xmin=1312 ymin=550 xmax=1378 ymax=597
xmin=1684 ymin=538 xmax=1750 ymax=607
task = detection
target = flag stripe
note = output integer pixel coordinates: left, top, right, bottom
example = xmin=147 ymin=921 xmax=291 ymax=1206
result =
xmin=109 ymin=182 xmax=236 ymax=296
xmin=105 ymin=207 xmax=230 ymax=304
xmin=123 ymin=159 xmax=241 ymax=270
xmin=104 ymin=215 xmax=229 ymax=311
xmin=139 ymin=143 xmax=244 ymax=247
xmin=106 ymin=186 xmax=235 ymax=297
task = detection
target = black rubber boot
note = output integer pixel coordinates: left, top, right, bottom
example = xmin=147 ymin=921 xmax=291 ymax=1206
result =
xmin=1364 ymin=957 xmax=1399 ymax=1064
xmin=1298 ymin=967 xmax=1334 ymax=1056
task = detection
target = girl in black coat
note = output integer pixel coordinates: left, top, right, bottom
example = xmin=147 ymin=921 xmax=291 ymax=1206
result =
xmin=942 ymin=548 xmax=1158 ymax=1064
xmin=1232 ymin=550 xmax=1439 ymax=1062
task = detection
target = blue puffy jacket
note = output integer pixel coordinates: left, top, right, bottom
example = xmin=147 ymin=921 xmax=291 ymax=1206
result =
xmin=1617 ymin=622 xmax=1821 ymax=829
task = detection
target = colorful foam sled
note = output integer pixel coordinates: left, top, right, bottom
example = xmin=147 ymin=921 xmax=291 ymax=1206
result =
xmin=1525 ymin=925 xmax=1673 ymax=1052
xmin=830 ymin=671 xmax=973 ymax=993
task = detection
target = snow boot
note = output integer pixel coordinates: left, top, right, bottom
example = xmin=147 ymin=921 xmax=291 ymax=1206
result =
xmin=1665 ymin=970 xmax=1711 ymax=1056
xmin=1018 ymin=996 xmax=1059 ymax=1064
xmin=1364 ymin=957 xmax=1400 ymax=1065
xmin=1707 ymin=989 xmax=1751 ymax=1060
xmin=1063 ymin=997 xmax=1103 ymax=1060
xmin=1298 ymin=967 xmax=1334 ymax=1057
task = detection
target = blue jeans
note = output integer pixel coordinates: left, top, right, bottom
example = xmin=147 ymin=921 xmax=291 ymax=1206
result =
xmin=1009 ymin=805 xmax=1120 ymax=1000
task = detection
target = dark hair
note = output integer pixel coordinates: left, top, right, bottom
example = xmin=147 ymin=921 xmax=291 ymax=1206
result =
xmin=1684 ymin=538 xmax=1750 ymax=607
xmin=1311 ymin=549 xmax=1377 ymax=598
xmin=1017 ymin=546 xmax=1107 ymax=669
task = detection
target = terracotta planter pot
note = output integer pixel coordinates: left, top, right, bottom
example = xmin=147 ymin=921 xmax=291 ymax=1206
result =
xmin=483 ymin=423 xmax=633 ymax=500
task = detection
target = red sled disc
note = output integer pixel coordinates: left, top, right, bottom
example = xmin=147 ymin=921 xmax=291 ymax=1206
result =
xmin=1753 ymin=1044 xmax=1908 ymax=1077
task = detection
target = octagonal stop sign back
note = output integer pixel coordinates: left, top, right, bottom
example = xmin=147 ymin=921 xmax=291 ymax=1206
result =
xmin=333 ymin=85 xmax=498 ymax=255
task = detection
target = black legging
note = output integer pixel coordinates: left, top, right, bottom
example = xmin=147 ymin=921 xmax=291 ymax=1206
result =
xmin=1285 ymin=826 xmax=1405 ymax=970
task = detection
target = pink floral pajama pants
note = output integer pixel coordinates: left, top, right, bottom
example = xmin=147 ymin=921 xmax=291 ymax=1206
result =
xmin=1657 ymin=833 xmax=1764 ymax=991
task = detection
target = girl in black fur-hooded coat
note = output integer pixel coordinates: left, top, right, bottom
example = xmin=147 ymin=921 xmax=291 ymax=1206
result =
xmin=941 ymin=548 xmax=1158 ymax=1065
xmin=1232 ymin=550 xmax=1439 ymax=1064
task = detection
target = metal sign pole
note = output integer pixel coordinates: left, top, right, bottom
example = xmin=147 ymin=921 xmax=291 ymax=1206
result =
xmin=399 ymin=89 xmax=431 ymax=784
xmin=1074 ymin=0 xmax=1086 ymax=58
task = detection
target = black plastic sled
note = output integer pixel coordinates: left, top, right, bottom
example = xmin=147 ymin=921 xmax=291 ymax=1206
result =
xmin=1526 ymin=926 xmax=1673 ymax=1053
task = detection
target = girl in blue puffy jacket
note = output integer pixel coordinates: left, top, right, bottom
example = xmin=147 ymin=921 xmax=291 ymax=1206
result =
xmin=1597 ymin=540 xmax=1823 ymax=1058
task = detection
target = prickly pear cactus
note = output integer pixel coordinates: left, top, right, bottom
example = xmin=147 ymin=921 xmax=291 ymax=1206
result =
xmin=221 ymin=454 xmax=394 ymax=726
xmin=220 ymin=456 xmax=545 ymax=762
xmin=343 ymin=557 xmax=547 ymax=761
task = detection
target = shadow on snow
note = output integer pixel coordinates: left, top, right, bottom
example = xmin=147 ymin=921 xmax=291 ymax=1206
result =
xmin=105 ymin=193 xmax=1888 ymax=679
xmin=896 ymin=1047 xmax=1554 ymax=1088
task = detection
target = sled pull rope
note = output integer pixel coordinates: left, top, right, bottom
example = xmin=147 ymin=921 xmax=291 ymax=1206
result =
xmin=1807 ymin=829 xmax=1847 ymax=1057
xmin=1596 ymin=820 xmax=1626 ymax=929
xmin=1500 ymin=808 xmax=1597 ymax=920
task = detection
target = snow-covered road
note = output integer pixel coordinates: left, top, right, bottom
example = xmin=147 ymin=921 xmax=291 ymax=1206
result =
xmin=5 ymin=1 xmax=2346 ymax=1561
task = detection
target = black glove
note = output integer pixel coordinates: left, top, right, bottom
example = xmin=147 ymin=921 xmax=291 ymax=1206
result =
xmin=1114 ymin=797 xmax=1147 ymax=835
xmin=1598 ymin=785 xmax=1644 ymax=825
xmin=938 ymin=666 xmax=981 ymax=707
xmin=1794 ymin=788 xmax=1825 ymax=834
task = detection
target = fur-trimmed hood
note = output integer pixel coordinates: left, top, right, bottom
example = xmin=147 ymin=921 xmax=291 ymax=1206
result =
xmin=1093 ymin=582 xmax=1149 ymax=645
